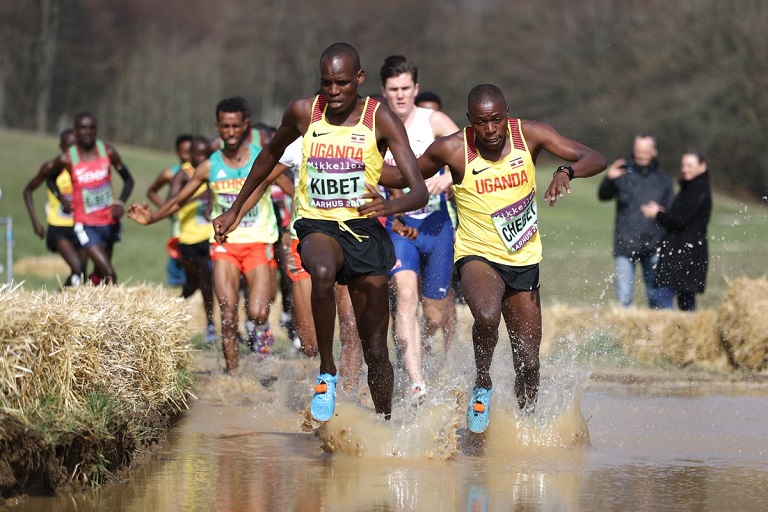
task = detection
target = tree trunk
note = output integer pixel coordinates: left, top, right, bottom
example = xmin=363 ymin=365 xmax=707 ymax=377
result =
xmin=35 ymin=0 xmax=61 ymax=133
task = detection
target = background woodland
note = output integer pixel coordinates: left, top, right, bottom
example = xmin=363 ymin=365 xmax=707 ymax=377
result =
xmin=1 ymin=0 xmax=766 ymax=199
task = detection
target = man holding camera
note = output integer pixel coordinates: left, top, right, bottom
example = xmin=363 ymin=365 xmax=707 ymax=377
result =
xmin=598 ymin=132 xmax=674 ymax=308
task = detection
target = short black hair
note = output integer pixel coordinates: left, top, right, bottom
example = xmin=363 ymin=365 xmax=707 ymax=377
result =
xmin=215 ymin=97 xmax=251 ymax=121
xmin=467 ymin=84 xmax=505 ymax=109
xmin=380 ymin=55 xmax=418 ymax=85
xmin=74 ymin=112 xmax=96 ymax=127
xmin=415 ymin=91 xmax=442 ymax=109
xmin=175 ymin=134 xmax=193 ymax=149
xmin=320 ymin=43 xmax=361 ymax=72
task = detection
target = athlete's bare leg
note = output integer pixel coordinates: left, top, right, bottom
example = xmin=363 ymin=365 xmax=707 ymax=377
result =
xmin=243 ymin=264 xmax=273 ymax=325
xmin=55 ymin=238 xmax=84 ymax=283
xmin=501 ymin=290 xmax=541 ymax=411
xmin=181 ymin=256 xmax=215 ymax=326
xmin=348 ymin=273 xmax=394 ymax=417
xmin=336 ymin=284 xmax=362 ymax=392
xmin=292 ymin=278 xmax=318 ymax=356
xmin=85 ymin=244 xmax=116 ymax=284
xmin=213 ymin=260 xmax=242 ymax=372
xmin=299 ymin=232 xmax=345 ymax=378
xmin=390 ymin=270 xmax=424 ymax=387
xmin=421 ymin=294 xmax=455 ymax=352
xmin=458 ymin=260 xmax=505 ymax=391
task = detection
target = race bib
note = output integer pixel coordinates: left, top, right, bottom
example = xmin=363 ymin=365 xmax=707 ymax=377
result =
xmin=306 ymin=157 xmax=366 ymax=209
xmin=490 ymin=190 xmax=538 ymax=253
xmin=83 ymin=183 xmax=113 ymax=214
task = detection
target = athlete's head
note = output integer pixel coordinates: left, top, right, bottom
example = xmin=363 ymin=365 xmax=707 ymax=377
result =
xmin=190 ymin=135 xmax=211 ymax=167
xmin=319 ymin=43 xmax=365 ymax=115
xmin=73 ymin=112 xmax=97 ymax=149
xmin=215 ymin=97 xmax=251 ymax=150
xmin=415 ymin=91 xmax=442 ymax=111
xmin=467 ymin=84 xmax=509 ymax=152
xmin=174 ymin=134 xmax=193 ymax=164
xmin=59 ymin=128 xmax=76 ymax=152
xmin=380 ymin=55 xmax=419 ymax=120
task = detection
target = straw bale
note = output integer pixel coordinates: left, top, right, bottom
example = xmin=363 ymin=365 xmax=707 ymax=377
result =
xmin=0 ymin=283 xmax=193 ymax=423
xmin=717 ymin=277 xmax=768 ymax=371
xmin=658 ymin=310 xmax=730 ymax=371
xmin=605 ymin=308 xmax=673 ymax=362
xmin=542 ymin=305 xmax=608 ymax=356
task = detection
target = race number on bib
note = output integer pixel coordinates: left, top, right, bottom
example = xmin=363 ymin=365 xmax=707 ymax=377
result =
xmin=306 ymin=157 xmax=366 ymax=209
xmin=83 ymin=183 xmax=113 ymax=214
xmin=490 ymin=189 xmax=538 ymax=253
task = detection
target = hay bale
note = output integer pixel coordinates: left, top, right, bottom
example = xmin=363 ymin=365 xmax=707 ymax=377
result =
xmin=600 ymin=309 xmax=661 ymax=362
xmin=0 ymin=283 xmax=193 ymax=423
xmin=659 ymin=310 xmax=730 ymax=371
xmin=542 ymin=305 xmax=607 ymax=356
xmin=717 ymin=277 xmax=768 ymax=371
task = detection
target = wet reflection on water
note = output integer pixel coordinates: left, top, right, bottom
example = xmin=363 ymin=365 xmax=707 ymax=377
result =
xmin=12 ymin=349 xmax=768 ymax=511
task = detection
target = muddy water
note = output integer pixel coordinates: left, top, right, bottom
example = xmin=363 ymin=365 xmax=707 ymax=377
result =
xmin=13 ymin=340 xmax=768 ymax=512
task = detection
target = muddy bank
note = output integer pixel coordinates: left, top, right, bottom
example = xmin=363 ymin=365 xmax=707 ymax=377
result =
xmin=0 ymin=402 xmax=181 ymax=501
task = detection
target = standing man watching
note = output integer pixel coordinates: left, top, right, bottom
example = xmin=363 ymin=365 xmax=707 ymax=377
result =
xmin=213 ymin=43 xmax=428 ymax=421
xmin=380 ymin=55 xmax=459 ymax=401
xmin=598 ymin=133 xmax=674 ymax=308
xmin=47 ymin=113 xmax=134 ymax=285
xmin=377 ymin=84 xmax=606 ymax=433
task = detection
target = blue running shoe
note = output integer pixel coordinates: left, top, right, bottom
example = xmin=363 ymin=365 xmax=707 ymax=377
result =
xmin=466 ymin=387 xmax=493 ymax=433
xmin=310 ymin=373 xmax=338 ymax=421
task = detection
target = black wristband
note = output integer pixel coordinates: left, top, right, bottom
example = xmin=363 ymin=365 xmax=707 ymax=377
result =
xmin=554 ymin=165 xmax=574 ymax=180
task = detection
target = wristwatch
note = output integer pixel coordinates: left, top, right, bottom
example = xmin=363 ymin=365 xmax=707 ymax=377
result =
xmin=554 ymin=164 xmax=574 ymax=180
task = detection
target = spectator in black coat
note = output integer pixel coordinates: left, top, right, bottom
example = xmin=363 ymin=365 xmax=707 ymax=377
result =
xmin=641 ymin=149 xmax=712 ymax=311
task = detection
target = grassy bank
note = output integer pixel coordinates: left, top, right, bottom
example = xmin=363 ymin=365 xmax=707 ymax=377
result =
xmin=0 ymin=284 xmax=193 ymax=496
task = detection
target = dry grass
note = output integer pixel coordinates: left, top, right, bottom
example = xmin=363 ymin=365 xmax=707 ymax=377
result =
xmin=0 ymin=283 xmax=193 ymax=424
xmin=718 ymin=277 xmax=768 ymax=371
xmin=543 ymin=278 xmax=767 ymax=372
xmin=12 ymin=255 xmax=71 ymax=278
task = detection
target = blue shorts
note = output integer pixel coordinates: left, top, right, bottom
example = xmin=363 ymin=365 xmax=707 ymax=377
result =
xmin=388 ymin=211 xmax=454 ymax=300
xmin=74 ymin=222 xmax=122 ymax=250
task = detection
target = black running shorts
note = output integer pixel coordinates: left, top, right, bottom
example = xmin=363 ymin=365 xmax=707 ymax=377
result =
xmin=455 ymin=255 xmax=540 ymax=292
xmin=294 ymin=217 xmax=396 ymax=285
xmin=46 ymin=225 xmax=80 ymax=252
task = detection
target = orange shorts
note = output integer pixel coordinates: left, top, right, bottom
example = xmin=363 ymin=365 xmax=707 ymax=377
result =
xmin=285 ymin=238 xmax=310 ymax=282
xmin=210 ymin=241 xmax=276 ymax=274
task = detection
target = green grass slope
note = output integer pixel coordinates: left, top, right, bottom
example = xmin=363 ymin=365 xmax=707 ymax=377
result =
xmin=1 ymin=129 xmax=766 ymax=308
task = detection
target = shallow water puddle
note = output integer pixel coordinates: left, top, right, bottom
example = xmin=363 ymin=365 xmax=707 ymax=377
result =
xmin=12 ymin=351 xmax=768 ymax=511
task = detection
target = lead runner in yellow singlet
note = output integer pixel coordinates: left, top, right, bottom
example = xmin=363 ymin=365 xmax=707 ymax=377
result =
xmin=377 ymin=84 xmax=606 ymax=433
xmin=213 ymin=43 xmax=429 ymax=422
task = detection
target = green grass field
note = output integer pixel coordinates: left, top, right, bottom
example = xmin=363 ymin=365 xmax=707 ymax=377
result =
xmin=2 ymin=129 xmax=766 ymax=309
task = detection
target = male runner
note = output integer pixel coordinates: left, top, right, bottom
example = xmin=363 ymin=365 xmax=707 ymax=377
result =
xmin=376 ymin=84 xmax=606 ymax=432
xmin=23 ymin=129 xmax=84 ymax=286
xmin=128 ymin=97 xmax=291 ymax=372
xmin=47 ymin=113 xmax=135 ymax=284
xmin=147 ymin=134 xmax=193 ymax=286
xmin=380 ymin=55 xmax=459 ymax=400
xmin=212 ymin=43 xmax=428 ymax=421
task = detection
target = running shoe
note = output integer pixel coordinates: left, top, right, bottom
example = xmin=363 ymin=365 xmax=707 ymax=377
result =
xmin=466 ymin=387 xmax=493 ymax=433
xmin=310 ymin=373 xmax=338 ymax=421
xmin=205 ymin=323 xmax=217 ymax=343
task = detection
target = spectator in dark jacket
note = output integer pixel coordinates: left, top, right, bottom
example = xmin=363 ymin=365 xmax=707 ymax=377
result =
xmin=641 ymin=149 xmax=712 ymax=311
xmin=598 ymin=133 xmax=674 ymax=308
